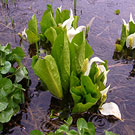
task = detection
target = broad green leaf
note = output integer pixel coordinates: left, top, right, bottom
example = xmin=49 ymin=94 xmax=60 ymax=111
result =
xmin=77 ymin=118 xmax=87 ymax=134
xmin=70 ymin=31 xmax=86 ymax=74
xmin=56 ymin=125 xmax=69 ymax=133
xmin=129 ymin=21 xmax=135 ymax=35
xmin=26 ymin=14 xmax=39 ymax=44
xmin=0 ymin=99 xmax=8 ymax=112
xmin=52 ymin=32 xmax=70 ymax=94
xmin=33 ymin=55 xmax=63 ymax=99
xmin=87 ymin=122 xmax=95 ymax=135
xmin=72 ymin=16 xmax=79 ymax=29
xmin=56 ymin=9 xmax=70 ymax=24
xmin=0 ymin=61 xmax=11 ymax=74
xmin=44 ymin=27 xmax=57 ymax=45
xmin=47 ymin=4 xmax=54 ymax=16
xmin=120 ymin=24 xmax=127 ymax=47
xmin=15 ymin=66 xmax=28 ymax=82
xmin=0 ymin=78 xmax=13 ymax=96
xmin=0 ymin=108 xmax=14 ymax=123
xmin=85 ymin=41 xmax=93 ymax=59
xmin=28 ymin=14 xmax=38 ymax=35
xmin=40 ymin=10 xmax=57 ymax=33
xmin=12 ymin=47 xmax=25 ymax=62
xmin=26 ymin=29 xmax=39 ymax=44
xmin=0 ymin=43 xmax=11 ymax=55
xmin=72 ymin=102 xmax=95 ymax=113
xmin=30 ymin=130 xmax=44 ymax=135
xmin=105 ymin=130 xmax=119 ymax=135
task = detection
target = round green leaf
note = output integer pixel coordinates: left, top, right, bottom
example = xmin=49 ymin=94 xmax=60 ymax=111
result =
xmin=0 ymin=61 xmax=11 ymax=74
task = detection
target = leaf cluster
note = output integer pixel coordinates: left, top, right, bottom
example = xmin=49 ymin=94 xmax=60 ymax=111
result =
xmin=0 ymin=44 xmax=28 ymax=130
xmin=26 ymin=4 xmax=78 ymax=49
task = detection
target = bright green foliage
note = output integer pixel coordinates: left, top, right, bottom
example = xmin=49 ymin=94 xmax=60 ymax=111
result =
xmin=26 ymin=14 xmax=39 ymax=44
xmin=31 ymin=5 xmax=108 ymax=114
xmin=52 ymin=31 xmax=70 ymax=94
xmin=0 ymin=44 xmax=28 ymax=82
xmin=129 ymin=21 xmax=135 ymax=35
xmin=40 ymin=6 xmax=56 ymax=33
xmin=56 ymin=8 xmax=70 ymax=24
xmin=32 ymin=55 xmax=63 ymax=99
xmin=105 ymin=130 xmax=119 ymax=135
xmin=47 ymin=117 xmax=95 ymax=135
xmin=70 ymin=31 xmax=86 ymax=74
xmin=71 ymin=76 xmax=101 ymax=113
xmin=0 ymin=44 xmax=28 ymax=130
xmin=0 ymin=76 xmax=25 ymax=124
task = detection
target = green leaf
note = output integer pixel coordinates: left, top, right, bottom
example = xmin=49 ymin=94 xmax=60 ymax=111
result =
xmin=56 ymin=125 xmax=69 ymax=133
xmin=77 ymin=118 xmax=95 ymax=135
xmin=0 ymin=61 xmax=11 ymax=74
xmin=71 ymin=76 xmax=101 ymax=113
xmin=72 ymin=102 xmax=95 ymax=113
xmin=0 ymin=78 xmax=13 ymax=96
xmin=87 ymin=122 xmax=95 ymax=135
xmin=0 ymin=108 xmax=14 ymax=123
xmin=105 ymin=130 xmax=119 ymax=135
xmin=52 ymin=32 xmax=70 ymax=94
xmin=77 ymin=118 xmax=87 ymax=134
xmin=28 ymin=14 xmax=38 ymax=35
xmin=44 ymin=27 xmax=57 ymax=45
xmin=15 ymin=66 xmax=28 ymax=83
xmin=120 ymin=24 xmax=127 ymax=47
xmin=56 ymin=9 xmax=70 ymax=24
xmin=70 ymin=31 xmax=86 ymax=74
xmin=12 ymin=47 xmax=25 ymax=62
xmin=33 ymin=55 xmax=63 ymax=99
xmin=26 ymin=29 xmax=39 ymax=44
xmin=30 ymin=130 xmax=44 ymax=135
xmin=129 ymin=21 xmax=135 ymax=35
xmin=40 ymin=10 xmax=57 ymax=33
xmin=0 ymin=98 xmax=8 ymax=112
xmin=26 ymin=14 xmax=39 ymax=44
xmin=85 ymin=41 xmax=93 ymax=59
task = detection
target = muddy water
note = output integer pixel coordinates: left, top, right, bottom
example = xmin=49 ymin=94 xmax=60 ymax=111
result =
xmin=0 ymin=0 xmax=135 ymax=135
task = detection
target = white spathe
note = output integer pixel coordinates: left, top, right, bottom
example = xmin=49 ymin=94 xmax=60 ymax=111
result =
xmin=100 ymin=85 xmax=110 ymax=98
xmin=67 ymin=26 xmax=86 ymax=42
xmin=22 ymin=28 xmax=27 ymax=40
xmin=99 ymin=102 xmax=122 ymax=120
xmin=84 ymin=57 xmax=105 ymax=76
xmin=61 ymin=9 xmax=86 ymax=42
xmin=126 ymin=32 xmax=135 ymax=49
xmin=62 ymin=9 xmax=74 ymax=31
xmin=84 ymin=57 xmax=109 ymax=86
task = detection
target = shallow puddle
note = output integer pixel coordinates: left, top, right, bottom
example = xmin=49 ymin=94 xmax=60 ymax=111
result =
xmin=0 ymin=0 xmax=135 ymax=135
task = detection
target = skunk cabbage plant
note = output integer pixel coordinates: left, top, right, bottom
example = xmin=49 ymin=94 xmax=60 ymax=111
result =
xmin=31 ymin=5 xmax=121 ymax=117
xmin=115 ymin=13 xmax=135 ymax=52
